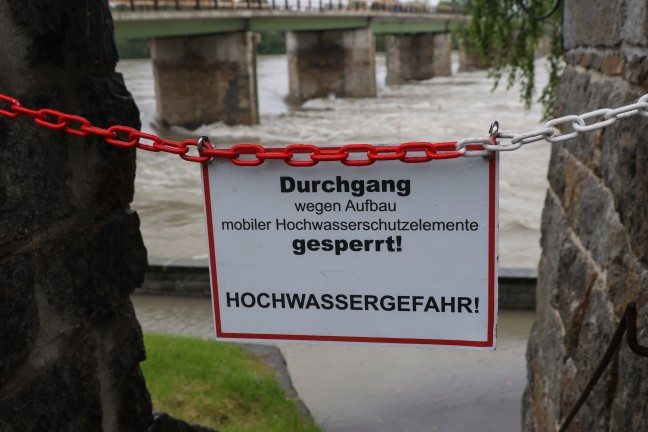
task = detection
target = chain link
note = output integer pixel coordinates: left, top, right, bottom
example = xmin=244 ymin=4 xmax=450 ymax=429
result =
xmin=1 ymin=92 xmax=647 ymax=166
xmin=503 ymin=93 xmax=648 ymax=148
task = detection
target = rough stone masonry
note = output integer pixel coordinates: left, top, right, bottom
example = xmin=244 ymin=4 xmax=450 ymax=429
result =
xmin=0 ymin=1 xmax=212 ymax=431
xmin=522 ymin=0 xmax=648 ymax=430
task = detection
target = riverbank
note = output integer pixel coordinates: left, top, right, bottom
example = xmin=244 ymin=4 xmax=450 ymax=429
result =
xmin=143 ymin=333 xmax=319 ymax=431
xmin=132 ymin=295 xmax=535 ymax=431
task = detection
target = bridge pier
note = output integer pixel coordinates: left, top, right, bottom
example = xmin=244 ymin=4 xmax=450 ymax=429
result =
xmin=458 ymin=40 xmax=493 ymax=72
xmin=384 ymin=32 xmax=452 ymax=85
xmin=149 ymin=31 xmax=259 ymax=128
xmin=286 ymin=28 xmax=376 ymax=103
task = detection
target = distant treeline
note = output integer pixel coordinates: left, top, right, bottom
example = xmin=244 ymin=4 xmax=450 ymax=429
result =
xmin=258 ymin=31 xmax=287 ymax=55
xmin=116 ymin=30 xmax=388 ymax=59
xmin=117 ymin=38 xmax=151 ymax=59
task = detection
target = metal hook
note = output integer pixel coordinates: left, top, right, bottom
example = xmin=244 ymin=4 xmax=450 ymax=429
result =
xmin=626 ymin=302 xmax=648 ymax=357
xmin=197 ymin=135 xmax=211 ymax=164
xmin=489 ymin=121 xmax=500 ymax=139
xmin=480 ymin=121 xmax=500 ymax=160
xmin=517 ymin=0 xmax=563 ymax=21
xmin=559 ymin=301 xmax=648 ymax=431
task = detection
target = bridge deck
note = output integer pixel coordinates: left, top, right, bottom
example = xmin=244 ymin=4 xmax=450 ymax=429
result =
xmin=111 ymin=4 xmax=469 ymax=39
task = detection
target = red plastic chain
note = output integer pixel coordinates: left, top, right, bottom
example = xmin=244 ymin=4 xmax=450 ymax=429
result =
xmin=0 ymin=93 xmax=476 ymax=166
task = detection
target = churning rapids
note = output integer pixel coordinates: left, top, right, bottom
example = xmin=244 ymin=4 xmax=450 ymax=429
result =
xmin=118 ymin=53 xmax=551 ymax=269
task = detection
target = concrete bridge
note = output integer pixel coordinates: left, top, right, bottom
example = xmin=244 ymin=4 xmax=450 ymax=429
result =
xmin=111 ymin=0 xmax=471 ymax=127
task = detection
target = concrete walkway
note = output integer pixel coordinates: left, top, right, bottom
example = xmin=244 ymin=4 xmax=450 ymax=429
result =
xmin=277 ymin=311 xmax=534 ymax=431
xmin=132 ymin=295 xmax=534 ymax=431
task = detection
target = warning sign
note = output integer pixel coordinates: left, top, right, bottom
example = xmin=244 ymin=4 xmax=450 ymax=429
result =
xmin=202 ymin=153 xmax=498 ymax=348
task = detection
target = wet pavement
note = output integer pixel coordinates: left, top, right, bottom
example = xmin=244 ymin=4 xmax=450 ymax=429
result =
xmin=132 ymin=295 xmax=534 ymax=431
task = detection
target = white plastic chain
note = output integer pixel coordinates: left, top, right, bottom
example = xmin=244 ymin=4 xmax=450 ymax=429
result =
xmin=457 ymin=93 xmax=648 ymax=157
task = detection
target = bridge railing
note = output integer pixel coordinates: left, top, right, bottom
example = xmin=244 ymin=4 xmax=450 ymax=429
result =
xmin=109 ymin=0 xmax=458 ymax=14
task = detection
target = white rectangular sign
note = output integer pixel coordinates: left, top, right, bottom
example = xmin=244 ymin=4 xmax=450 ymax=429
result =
xmin=202 ymin=153 xmax=498 ymax=348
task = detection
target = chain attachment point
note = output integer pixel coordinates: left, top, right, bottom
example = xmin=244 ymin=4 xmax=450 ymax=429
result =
xmin=196 ymin=136 xmax=211 ymax=163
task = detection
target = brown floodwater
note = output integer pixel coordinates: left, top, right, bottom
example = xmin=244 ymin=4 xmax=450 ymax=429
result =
xmin=119 ymin=54 xmax=551 ymax=270
xmin=132 ymin=294 xmax=535 ymax=431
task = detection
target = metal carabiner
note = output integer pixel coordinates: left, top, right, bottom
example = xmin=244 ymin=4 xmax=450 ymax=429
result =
xmin=489 ymin=121 xmax=499 ymax=139
xmin=197 ymin=135 xmax=212 ymax=164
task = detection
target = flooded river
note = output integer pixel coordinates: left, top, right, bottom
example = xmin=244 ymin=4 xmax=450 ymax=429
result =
xmin=118 ymin=53 xmax=551 ymax=269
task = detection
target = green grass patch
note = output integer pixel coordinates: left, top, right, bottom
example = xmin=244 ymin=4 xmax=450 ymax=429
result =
xmin=142 ymin=333 xmax=321 ymax=432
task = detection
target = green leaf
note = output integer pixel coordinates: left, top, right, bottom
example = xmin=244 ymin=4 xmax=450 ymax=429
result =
xmin=463 ymin=0 xmax=563 ymax=118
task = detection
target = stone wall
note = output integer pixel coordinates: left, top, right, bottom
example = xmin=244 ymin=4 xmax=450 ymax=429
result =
xmin=0 ymin=2 xmax=212 ymax=431
xmin=522 ymin=0 xmax=648 ymax=430
xmin=0 ymin=1 xmax=152 ymax=430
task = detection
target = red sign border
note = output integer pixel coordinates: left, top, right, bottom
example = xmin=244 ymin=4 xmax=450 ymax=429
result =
xmin=202 ymin=156 xmax=497 ymax=347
